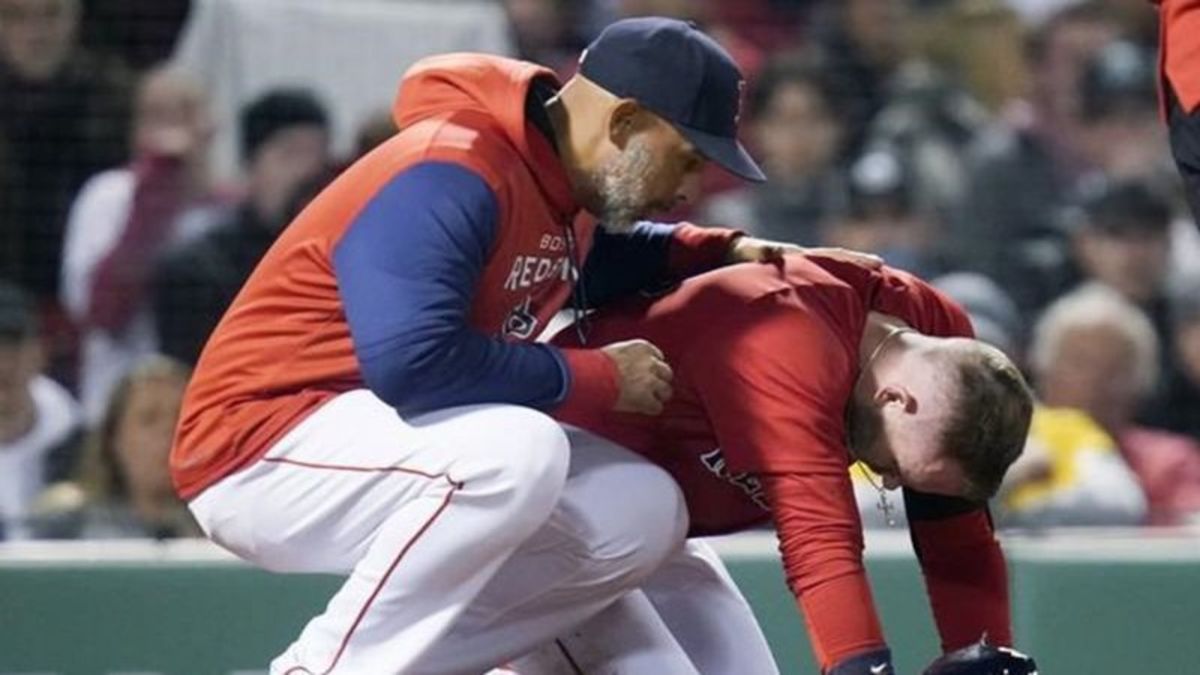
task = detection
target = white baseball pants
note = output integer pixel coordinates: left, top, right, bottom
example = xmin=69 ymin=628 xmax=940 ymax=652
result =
xmin=189 ymin=390 xmax=688 ymax=674
xmin=495 ymin=539 xmax=781 ymax=675
xmin=491 ymin=429 xmax=781 ymax=675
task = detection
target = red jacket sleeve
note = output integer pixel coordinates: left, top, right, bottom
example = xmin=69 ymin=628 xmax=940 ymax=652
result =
xmin=687 ymin=300 xmax=885 ymax=670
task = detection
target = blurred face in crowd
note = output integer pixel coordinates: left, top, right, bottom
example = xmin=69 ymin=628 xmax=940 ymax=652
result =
xmin=0 ymin=0 xmax=79 ymax=82
xmin=112 ymin=369 xmax=188 ymax=505
xmin=1082 ymin=108 xmax=1168 ymax=180
xmin=1033 ymin=16 xmax=1118 ymax=121
xmin=247 ymin=124 xmax=330 ymax=226
xmin=753 ymin=80 xmax=842 ymax=181
xmin=1075 ymin=227 xmax=1170 ymax=304
xmin=132 ymin=68 xmax=213 ymax=165
xmin=1038 ymin=322 xmax=1141 ymax=433
xmin=505 ymin=0 xmax=570 ymax=54
xmin=590 ymin=102 xmax=705 ymax=231
xmin=845 ymin=0 xmax=909 ymax=65
xmin=0 ymin=337 xmax=39 ymax=441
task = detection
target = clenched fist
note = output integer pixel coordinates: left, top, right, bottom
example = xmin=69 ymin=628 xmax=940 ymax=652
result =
xmin=602 ymin=339 xmax=673 ymax=415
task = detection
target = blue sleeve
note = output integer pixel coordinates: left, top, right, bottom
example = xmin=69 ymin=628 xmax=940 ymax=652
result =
xmin=333 ymin=162 xmax=570 ymax=416
xmin=579 ymin=221 xmax=675 ymax=307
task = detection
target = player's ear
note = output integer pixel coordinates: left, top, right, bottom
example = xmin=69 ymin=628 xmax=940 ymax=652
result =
xmin=607 ymin=99 xmax=645 ymax=149
xmin=874 ymin=385 xmax=917 ymax=413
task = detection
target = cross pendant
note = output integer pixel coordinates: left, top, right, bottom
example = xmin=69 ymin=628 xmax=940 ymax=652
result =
xmin=877 ymin=491 xmax=896 ymax=527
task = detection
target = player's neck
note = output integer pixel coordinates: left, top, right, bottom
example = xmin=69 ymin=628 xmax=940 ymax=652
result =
xmin=857 ymin=314 xmax=913 ymax=375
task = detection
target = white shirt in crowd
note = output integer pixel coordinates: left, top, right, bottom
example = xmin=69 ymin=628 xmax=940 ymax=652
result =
xmin=0 ymin=375 xmax=80 ymax=541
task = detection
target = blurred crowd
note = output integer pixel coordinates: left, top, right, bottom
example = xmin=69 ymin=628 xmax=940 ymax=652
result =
xmin=1 ymin=0 xmax=1198 ymax=542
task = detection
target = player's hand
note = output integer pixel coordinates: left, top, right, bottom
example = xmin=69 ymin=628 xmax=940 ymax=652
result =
xmin=923 ymin=638 xmax=1038 ymax=674
xmin=725 ymin=236 xmax=883 ymax=270
xmin=725 ymin=235 xmax=804 ymax=264
xmin=602 ymin=339 xmax=673 ymax=415
xmin=798 ymin=245 xmax=884 ymax=270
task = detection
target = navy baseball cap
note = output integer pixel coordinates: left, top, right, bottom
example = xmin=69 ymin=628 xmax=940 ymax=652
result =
xmin=579 ymin=17 xmax=766 ymax=183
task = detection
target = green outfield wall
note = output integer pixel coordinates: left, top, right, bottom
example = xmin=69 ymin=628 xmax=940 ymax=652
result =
xmin=0 ymin=531 xmax=1196 ymax=674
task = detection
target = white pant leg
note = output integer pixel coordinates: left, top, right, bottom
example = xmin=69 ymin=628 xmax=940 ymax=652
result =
xmin=494 ymin=591 xmax=700 ymax=675
xmin=642 ymin=540 xmax=781 ymax=675
xmin=420 ymin=426 xmax=690 ymax=674
xmin=189 ymin=390 xmax=571 ymax=675
xmin=493 ymin=543 xmax=780 ymax=675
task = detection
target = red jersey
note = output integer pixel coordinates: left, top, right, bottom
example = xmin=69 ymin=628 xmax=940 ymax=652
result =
xmin=553 ymin=256 xmax=1011 ymax=669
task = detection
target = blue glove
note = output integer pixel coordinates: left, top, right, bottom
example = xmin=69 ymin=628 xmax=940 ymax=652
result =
xmin=828 ymin=647 xmax=894 ymax=675
xmin=923 ymin=637 xmax=1038 ymax=674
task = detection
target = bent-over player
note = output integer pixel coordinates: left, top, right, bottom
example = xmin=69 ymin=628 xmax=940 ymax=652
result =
xmin=535 ymin=255 xmax=1038 ymax=675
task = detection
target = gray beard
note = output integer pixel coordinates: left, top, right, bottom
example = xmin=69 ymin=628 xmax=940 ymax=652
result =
xmin=594 ymin=139 xmax=655 ymax=233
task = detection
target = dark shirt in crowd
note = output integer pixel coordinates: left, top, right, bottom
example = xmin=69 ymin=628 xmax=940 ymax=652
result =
xmin=152 ymin=207 xmax=278 ymax=365
xmin=0 ymin=53 xmax=132 ymax=301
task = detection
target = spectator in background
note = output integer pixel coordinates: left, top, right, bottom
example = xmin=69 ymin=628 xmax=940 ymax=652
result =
xmin=932 ymin=271 xmax=1025 ymax=362
xmin=503 ymin=0 xmax=589 ymax=80
xmin=700 ymin=56 xmax=847 ymax=245
xmin=77 ymin=0 xmax=191 ymax=71
xmin=0 ymin=0 xmax=132 ymax=304
xmin=1144 ymin=281 xmax=1200 ymax=439
xmin=919 ymin=0 xmax=1029 ymax=113
xmin=351 ymin=108 xmax=396 ymax=162
xmin=862 ymin=61 xmax=991 ymax=233
xmin=952 ymin=1 xmax=1121 ymax=315
xmin=0 ymin=282 xmax=81 ymax=541
xmin=153 ymin=88 xmax=331 ymax=365
xmin=33 ymin=355 xmax=199 ymax=539
xmin=995 ymin=405 xmax=1147 ymax=528
xmin=806 ymin=0 xmax=919 ymax=158
xmin=822 ymin=149 xmax=942 ymax=278
xmin=1031 ymin=284 xmax=1200 ymax=525
xmin=1066 ymin=176 xmax=1185 ymax=423
xmin=60 ymin=66 xmax=222 ymax=425
xmin=1074 ymin=41 xmax=1171 ymax=182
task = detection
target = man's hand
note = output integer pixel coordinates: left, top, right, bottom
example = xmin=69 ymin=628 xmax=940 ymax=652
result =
xmin=602 ymin=339 xmax=673 ymax=415
xmin=725 ymin=235 xmax=883 ymax=270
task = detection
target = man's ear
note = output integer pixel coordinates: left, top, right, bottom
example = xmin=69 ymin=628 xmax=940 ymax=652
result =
xmin=874 ymin=385 xmax=917 ymax=414
xmin=607 ymin=99 xmax=644 ymax=149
